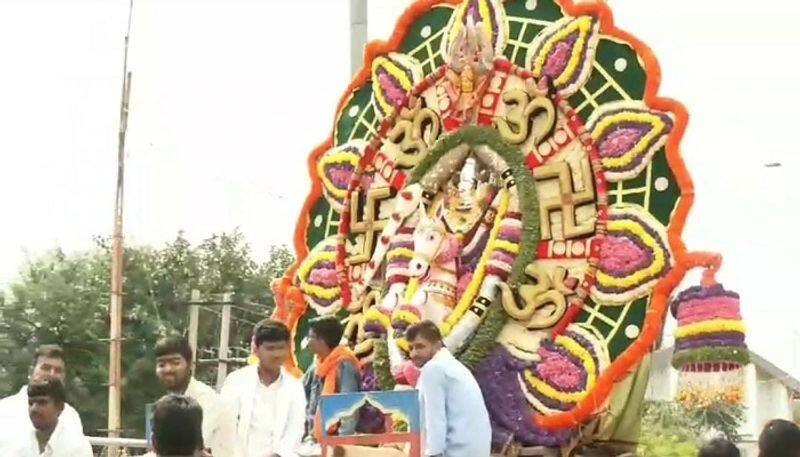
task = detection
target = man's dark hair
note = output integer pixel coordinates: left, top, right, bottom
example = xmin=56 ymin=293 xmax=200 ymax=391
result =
xmin=152 ymin=394 xmax=203 ymax=456
xmin=27 ymin=378 xmax=66 ymax=406
xmin=759 ymin=419 xmax=800 ymax=457
xmin=253 ymin=319 xmax=291 ymax=347
xmin=699 ymin=437 xmax=740 ymax=457
xmin=32 ymin=344 xmax=64 ymax=367
xmin=405 ymin=320 xmax=443 ymax=343
xmin=309 ymin=317 xmax=344 ymax=349
xmin=154 ymin=335 xmax=193 ymax=363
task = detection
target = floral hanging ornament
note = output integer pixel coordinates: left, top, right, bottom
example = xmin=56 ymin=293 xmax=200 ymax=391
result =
xmin=672 ymin=262 xmax=749 ymax=412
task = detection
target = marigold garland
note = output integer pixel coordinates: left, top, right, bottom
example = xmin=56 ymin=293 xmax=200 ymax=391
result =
xmin=535 ymin=0 xmax=694 ymax=429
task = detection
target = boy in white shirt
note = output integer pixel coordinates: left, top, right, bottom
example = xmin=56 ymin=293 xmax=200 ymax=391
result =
xmin=221 ymin=319 xmax=306 ymax=457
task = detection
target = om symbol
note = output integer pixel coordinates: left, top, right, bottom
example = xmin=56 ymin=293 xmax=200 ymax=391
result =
xmin=500 ymin=264 xmax=575 ymax=329
xmin=495 ymin=88 xmax=556 ymax=146
xmin=386 ymin=100 xmax=441 ymax=168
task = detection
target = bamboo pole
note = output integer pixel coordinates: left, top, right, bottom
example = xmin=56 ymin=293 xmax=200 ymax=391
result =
xmin=108 ymin=1 xmax=134 ymax=455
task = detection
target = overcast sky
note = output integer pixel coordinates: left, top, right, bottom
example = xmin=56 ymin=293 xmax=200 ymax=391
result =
xmin=1 ymin=0 xmax=799 ymax=377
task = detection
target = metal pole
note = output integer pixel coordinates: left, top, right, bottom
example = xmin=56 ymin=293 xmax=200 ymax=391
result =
xmin=188 ymin=290 xmax=200 ymax=372
xmin=108 ymin=2 xmax=134 ymax=454
xmin=216 ymin=293 xmax=233 ymax=391
xmin=349 ymin=0 xmax=367 ymax=76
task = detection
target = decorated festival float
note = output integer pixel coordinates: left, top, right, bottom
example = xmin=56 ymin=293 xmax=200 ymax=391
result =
xmin=269 ymin=0 xmax=748 ymax=455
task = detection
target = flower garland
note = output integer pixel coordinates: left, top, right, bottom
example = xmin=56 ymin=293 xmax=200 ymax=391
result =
xmin=373 ymin=338 xmax=397 ymax=391
xmin=587 ymin=101 xmax=674 ymax=182
xmin=474 ymin=345 xmax=576 ymax=449
xmin=672 ymin=347 xmax=750 ymax=369
xmin=317 ymin=141 xmax=366 ymax=210
xmin=592 ymin=204 xmax=673 ymax=304
xmin=443 ymin=191 xmax=510 ymax=335
xmin=528 ymin=16 xmax=600 ymax=97
xmin=296 ymin=242 xmax=342 ymax=315
xmin=521 ymin=324 xmax=609 ymax=417
xmin=674 ymin=320 xmax=746 ymax=340
xmin=458 ymin=296 xmax=507 ymax=370
xmin=408 ymin=126 xmax=541 ymax=342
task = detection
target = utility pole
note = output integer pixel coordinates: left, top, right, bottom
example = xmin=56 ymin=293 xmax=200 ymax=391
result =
xmin=188 ymin=290 xmax=200 ymax=372
xmin=108 ymin=1 xmax=133 ymax=455
xmin=216 ymin=293 xmax=233 ymax=391
xmin=349 ymin=0 xmax=367 ymax=76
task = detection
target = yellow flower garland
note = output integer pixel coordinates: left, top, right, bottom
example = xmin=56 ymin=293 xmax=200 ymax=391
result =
xmin=387 ymin=248 xmax=416 ymax=261
xmin=523 ymin=334 xmax=597 ymax=404
xmin=675 ymin=319 xmax=746 ymax=339
xmin=297 ymin=251 xmax=340 ymax=300
xmin=364 ymin=307 xmax=392 ymax=329
xmin=441 ymin=191 xmax=510 ymax=336
xmin=404 ymin=278 xmax=420 ymax=302
xmin=531 ymin=17 xmax=594 ymax=87
xmin=595 ymin=218 xmax=668 ymax=289
xmin=392 ymin=309 xmax=421 ymax=325
xmin=317 ymin=152 xmax=360 ymax=200
xmin=592 ymin=111 xmax=669 ymax=169
xmin=491 ymin=239 xmax=520 ymax=255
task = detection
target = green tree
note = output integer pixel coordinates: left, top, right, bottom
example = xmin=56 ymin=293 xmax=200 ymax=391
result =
xmin=638 ymin=401 xmax=700 ymax=457
xmin=0 ymin=230 xmax=293 ymax=437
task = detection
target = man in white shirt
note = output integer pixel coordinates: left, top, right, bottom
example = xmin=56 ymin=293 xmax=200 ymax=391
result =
xmin=155 ymin=335 xmax=238 ymax=457
xmin=221 ymin=319 xmax=306 ymax=457
xmin=0 ymin=345 xmax=84 ymax=448
xmin=0 ymin=378 xmax=92 ymax=456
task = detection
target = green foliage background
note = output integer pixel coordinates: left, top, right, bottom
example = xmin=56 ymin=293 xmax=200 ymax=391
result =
xmin=637 ymin=400 xmax=746 ymax=457
xmin=0 ymin=230 xmax=293 ymax=437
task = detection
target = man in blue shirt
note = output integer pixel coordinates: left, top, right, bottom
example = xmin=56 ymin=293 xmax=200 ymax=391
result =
xmin=407 ymin=321 xmax=491 ymax=457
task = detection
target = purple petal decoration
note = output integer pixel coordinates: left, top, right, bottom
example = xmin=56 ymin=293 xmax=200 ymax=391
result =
xmin=474 ymin=346 xmax=575 ymax=449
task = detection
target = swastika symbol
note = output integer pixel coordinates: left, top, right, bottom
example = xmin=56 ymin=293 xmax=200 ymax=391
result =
xmin=533 ymin=158 xmax=596 ymax=240
xmin=347 ymin=186 xmax=393 ymax=266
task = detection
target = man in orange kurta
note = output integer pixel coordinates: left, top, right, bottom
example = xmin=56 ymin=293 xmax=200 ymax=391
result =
xmin=301 ymin=317 xmax=361 ymax=444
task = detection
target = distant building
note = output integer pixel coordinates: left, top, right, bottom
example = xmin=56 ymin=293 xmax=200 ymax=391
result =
xmin=647 ymin=347 xmax=800 ymax=456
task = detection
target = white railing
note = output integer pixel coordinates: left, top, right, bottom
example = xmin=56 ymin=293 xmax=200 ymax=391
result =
xmin=87 ymin=436 xmax=148 ymax=457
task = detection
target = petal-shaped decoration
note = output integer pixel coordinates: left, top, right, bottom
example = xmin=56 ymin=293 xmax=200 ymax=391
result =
xmin=316 ymin=140 xmax=366 ymax=211
xmin=474 ymin=345 xmax=576 ymax=448
xmin=297 ymin=239 xmax=342 ymax=315
xmin=521 ymin=324 xmax=609 ymax=415
xmin=441 ymin=0 xmax=509 ymax=59
xmin=371 ymin=53 xmax=423 ymax=119
xmin=526 ymin=16 xmax=600 ymax=97
xmin=587 ymin=101 xmax=674 ymax=181
xmin=592 ymin=204 xmax=673 ymax=304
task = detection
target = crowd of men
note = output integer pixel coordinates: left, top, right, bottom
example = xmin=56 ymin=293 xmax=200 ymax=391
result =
xmin=3 ymin=318 xmax=800 ymax=457
xmin=0 ymin=318 xmax=491 ymax=457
